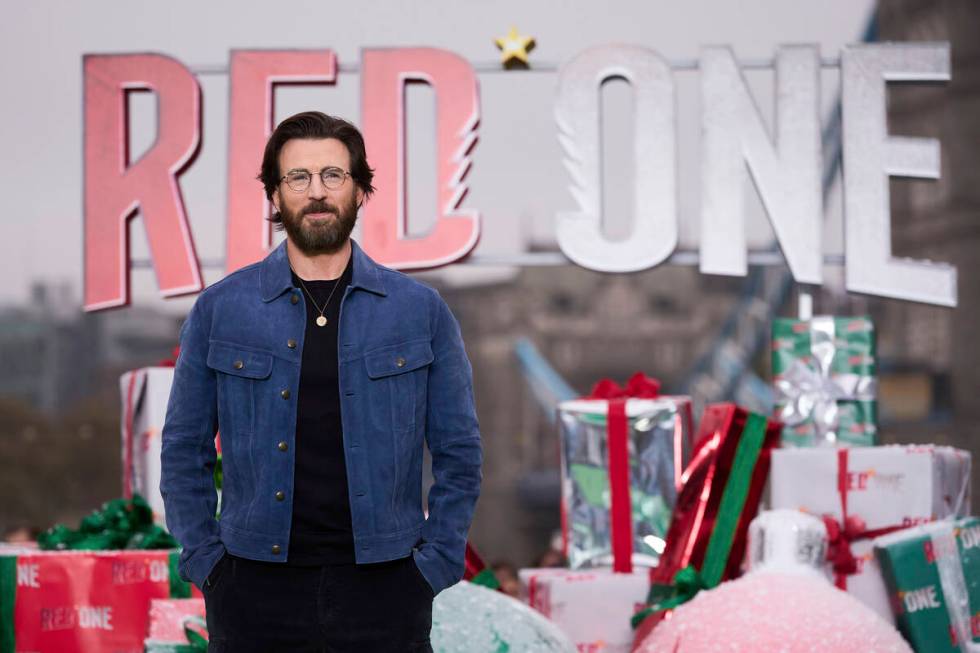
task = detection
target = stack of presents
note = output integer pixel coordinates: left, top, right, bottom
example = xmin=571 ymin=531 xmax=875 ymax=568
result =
xmin=520 ymin=315 xmax=977 ymax=653
xmin=0 ymin=362 xmax=212 ymax=653
xmin=1 ymin=315 xmax=976 ymax=652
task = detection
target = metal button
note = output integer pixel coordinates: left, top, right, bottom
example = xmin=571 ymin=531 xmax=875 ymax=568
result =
xmin=275 ymin=490 xmax=285 ymax=501
xmin=278 ymin=441 xmax=288 ymax=452
xmin=280 ymin=389 xmax=290 ymax=400
xmin=233 ymin=360 xmax=244 ymax=370
xmin=286 ymin=339 xmax=297 ymax=349
xmin=290 ymin=294 xmax=299 ymax=305
xmin=271 ymin=544 xmax=281 ymax=555
xmin=396 ymin=357 xmax=406 ymax=368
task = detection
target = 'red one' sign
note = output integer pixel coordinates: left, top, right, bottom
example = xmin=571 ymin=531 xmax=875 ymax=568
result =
xmin=83 ymin=44 xmax=957 ymax=311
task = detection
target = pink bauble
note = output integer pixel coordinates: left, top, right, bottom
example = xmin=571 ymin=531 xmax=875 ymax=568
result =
xmin=637 ymin=572 xmax=911 ymax=653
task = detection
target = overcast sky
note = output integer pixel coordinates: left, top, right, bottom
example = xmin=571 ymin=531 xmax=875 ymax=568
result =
xmin=0 ymin=0 xmax=876 ymax=314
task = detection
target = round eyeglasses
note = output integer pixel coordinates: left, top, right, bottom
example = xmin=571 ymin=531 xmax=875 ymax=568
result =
xmin=279 ymin=167 xmax=351 ymax=193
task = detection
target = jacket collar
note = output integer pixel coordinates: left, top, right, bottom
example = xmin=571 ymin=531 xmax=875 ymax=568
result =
xmin=260 ymin=238 xmax=387 ymax=302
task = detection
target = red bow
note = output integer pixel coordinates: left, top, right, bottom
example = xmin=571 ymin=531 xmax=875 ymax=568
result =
xmin=586 ymin=372 xmax=661 ymax=400
xmin=822 ymin=514 xmax=866 ymax=578
xmin=158 ymin=345 xmax=181 ymax=368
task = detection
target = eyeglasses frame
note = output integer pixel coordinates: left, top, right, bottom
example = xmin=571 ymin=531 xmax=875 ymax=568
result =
xmin=278 ymin=167 xmax=352 ymax=193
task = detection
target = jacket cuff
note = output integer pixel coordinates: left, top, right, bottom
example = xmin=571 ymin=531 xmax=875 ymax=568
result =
xmin=412 ymin=543 xmax=462 ymax=597
xmin=179 ymin=544 xmax=227 ymax=591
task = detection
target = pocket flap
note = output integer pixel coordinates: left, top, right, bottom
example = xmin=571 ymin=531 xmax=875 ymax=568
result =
xmin=207 ymin=342 xmax=274 ymax=379
xmin=365 ymin=340 xmax=434 ymax=379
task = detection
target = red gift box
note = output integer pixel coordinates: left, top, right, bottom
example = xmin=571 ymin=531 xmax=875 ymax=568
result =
xmin=0 ymin=549 xmax=199 ymax=653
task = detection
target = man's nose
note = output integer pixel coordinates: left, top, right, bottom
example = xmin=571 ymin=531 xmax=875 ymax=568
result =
xmin=307 ymin=173 xmax=328 ymax=199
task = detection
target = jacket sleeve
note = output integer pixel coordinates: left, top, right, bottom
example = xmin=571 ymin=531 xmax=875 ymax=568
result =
xmin=413 ymin=290 xmax=483 ymax=596
xmin=159 ymin=296 xmax=225 ymax=590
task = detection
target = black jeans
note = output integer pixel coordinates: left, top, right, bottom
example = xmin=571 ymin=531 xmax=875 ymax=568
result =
xmin=203 ymin=553 xmax=434 ymax=652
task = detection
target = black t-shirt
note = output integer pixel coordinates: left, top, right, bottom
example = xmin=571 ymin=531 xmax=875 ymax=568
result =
xmin=286 ymin=254 xmax=355 ymax=566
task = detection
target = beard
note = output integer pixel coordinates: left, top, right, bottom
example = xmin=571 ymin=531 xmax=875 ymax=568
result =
xmin=279 ymin=193 xmax=359 ymax=256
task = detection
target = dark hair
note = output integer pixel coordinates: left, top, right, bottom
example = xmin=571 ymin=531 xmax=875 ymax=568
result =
xmin=258 ymin=112 xmax=376 ymax=225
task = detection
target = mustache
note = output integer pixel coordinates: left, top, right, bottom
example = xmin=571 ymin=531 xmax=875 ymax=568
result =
xmin=301 ymin=200 xmax=338 ymax=216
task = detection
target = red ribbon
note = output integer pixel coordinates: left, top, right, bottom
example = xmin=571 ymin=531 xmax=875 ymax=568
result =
xmin=823 ymin=449 xmax=903 ymax=589
xmin=584 ymin=373 xmax=661 ymax=573
xmin=158 ymin=345 xmax=181 ymax=368
xmin=122 ymin=371 xmax=142 ymax=500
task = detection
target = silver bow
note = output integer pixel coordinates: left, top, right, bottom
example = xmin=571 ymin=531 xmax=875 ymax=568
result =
xmin=774 ymin=317 xmax=876 ymax=445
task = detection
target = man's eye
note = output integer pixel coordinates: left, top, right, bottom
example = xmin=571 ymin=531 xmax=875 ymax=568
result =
xmin=288 ymin=172 xmax=311 ymax=183
xmin=323 ymin=170 xmax=344 ymax=182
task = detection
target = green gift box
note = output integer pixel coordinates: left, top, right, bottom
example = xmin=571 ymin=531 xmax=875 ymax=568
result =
xmin=771 ymin=315 xmax=877 ymax=447
xmin=874 ymin=518 xmax=980 ymax=653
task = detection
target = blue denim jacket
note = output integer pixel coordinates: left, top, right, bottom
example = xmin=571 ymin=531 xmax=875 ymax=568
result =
xmin=160 ymin=239 xmax=482 ymax=596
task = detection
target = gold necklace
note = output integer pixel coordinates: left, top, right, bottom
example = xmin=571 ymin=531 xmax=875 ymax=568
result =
xmin=292 ymin=271 xmax=343 ymax=327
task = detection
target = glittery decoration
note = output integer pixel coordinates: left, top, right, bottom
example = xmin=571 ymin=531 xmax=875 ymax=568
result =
xmin=636 ymin=573 xmax=911 ymax=653
xmin=432 ymin=581 xmax=575 ymax=652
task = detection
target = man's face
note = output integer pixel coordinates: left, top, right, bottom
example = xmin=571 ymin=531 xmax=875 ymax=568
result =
xmin=272 ymin=137 xmax=365 ymax=256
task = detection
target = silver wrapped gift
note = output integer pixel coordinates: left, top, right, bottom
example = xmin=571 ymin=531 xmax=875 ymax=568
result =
xmin=558 ymin=397 xmax=692 ymax=569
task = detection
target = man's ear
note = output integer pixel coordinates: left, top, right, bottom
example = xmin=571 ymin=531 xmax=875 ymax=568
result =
xmin=355 ymin=187 xmax=365 ymax=210
xmin=272 ymin=188 xmax=281 ymax=214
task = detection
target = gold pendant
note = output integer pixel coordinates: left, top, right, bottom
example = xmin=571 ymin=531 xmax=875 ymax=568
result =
xmin=316 ymin=316 xmax=327 ymax=327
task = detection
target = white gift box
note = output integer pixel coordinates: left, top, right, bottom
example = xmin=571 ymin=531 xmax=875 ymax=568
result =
xmin=120 ymin=367 xmax=175 ymax=525
xmin=519 ymin=567 xmax=648 ymax=653
xmin=770 ymin=445 xmax=972 ymax=622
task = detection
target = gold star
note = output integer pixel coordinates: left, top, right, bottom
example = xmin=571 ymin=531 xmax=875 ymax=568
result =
xmin=494 ymin=26 xmax=536 ymax=68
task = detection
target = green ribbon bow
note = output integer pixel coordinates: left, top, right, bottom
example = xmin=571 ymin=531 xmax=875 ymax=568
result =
xmin=470 ymin=568 xmax=501 ymax=590
xmin=630 ymin=565 xmax=706 ymax=628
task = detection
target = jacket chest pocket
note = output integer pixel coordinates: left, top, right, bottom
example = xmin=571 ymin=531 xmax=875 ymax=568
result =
xmin=207 ymin=341 xmax=274 ymax=437
xmin=365 ymin=339 xmax=434 ymax=433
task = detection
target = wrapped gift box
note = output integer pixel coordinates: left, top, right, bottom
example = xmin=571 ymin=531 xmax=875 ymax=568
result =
xmin=520 ymin=567 xmax=649 ymax=653
xmin=120 ymin=367 xmax=175 ymax=525
xmin=0 ymin=549 xmax=197 ymax=653
xmin=558 ymin=380 xmax=693 ymax=571
xmin=875 ymin=518 xmax=980 ymax=653
xmin=121 ymin=367 xmax=221 ymax=525
xmin=633 ymin=404 xmax=781 ymax=644
xmin=144 ymin=598 xmax=207 ymax=653
xmin=771 ymin=315 xmax=877 ymax=447
xmin=770 ymin=445 xmax=972 ymax=623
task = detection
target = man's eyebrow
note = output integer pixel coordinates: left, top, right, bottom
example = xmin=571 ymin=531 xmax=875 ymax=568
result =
xmin=285 ymin=166 xmax=343 ymax=173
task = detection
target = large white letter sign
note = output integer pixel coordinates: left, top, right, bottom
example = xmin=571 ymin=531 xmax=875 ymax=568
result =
xmin=842 ymin=43 xmax=956 ymax=307
xmin=555 ymin=45 xmax=677 ymax=272
xmin=699 ymin=45 xmax=822 ymax=283
xmin=360 ymin=48 xmax=480 ymax=268
xmin=225 ymin=50 xmax=337 ymax=274
xmin=84 ymin=54 xmax=202 ymax=311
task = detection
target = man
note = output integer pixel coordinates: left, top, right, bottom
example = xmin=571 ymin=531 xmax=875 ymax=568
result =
xmin=160 ymin=111 xmax=482 ymax=652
